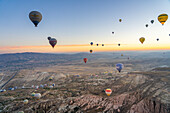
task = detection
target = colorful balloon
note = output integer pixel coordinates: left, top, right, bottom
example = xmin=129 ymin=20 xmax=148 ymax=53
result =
xmin=83 ymin=58 xmax=88 ymax=63
xmin=48 ymin=37 xmax=57 ymax=48
xmin=31 ymin=92 xmax=35 ymax=96
xmin=105 ymin=88 xmax=112 ymax=96
xmin=34 ymin=93 xmax=41 ymax=99
xmin=29 ymin=11 xmax=42 ymax=27
xmin=116 ymin=63 xmax=123 ymax=72
xmin=139 ymin=37 xmax=145 ymax=44
xmin=158 ymin=14 xmax=168 ymax=25
xmin=49 ymin=77 xmax=53 ymax=81
xmin=23 ymin=99 xmax=28 ymax=104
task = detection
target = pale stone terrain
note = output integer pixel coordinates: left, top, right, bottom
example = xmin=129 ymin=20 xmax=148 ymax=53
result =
xmin=0 ymin=52 xmax=170 ymax=113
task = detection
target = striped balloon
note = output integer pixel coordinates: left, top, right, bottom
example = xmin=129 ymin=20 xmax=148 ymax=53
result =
xmin=158 ymin=14 xmax=168 ymax=25
xmin=105 ymin=88 xmax=112 ymax=96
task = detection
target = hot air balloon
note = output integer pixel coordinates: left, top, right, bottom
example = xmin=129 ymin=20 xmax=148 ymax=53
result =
xmin=139 ymin=37 xmax=145 ymax=44
xmin=83 ymin=58 xmax=88 ymax=63
xmin=48 ymin=37 xmax=57 ymax=48
xmin=145 ymin=24 xmax=148 ymax=27
xmin=47 ymin=37 xmax=51 ymax=40
xmin=102 ymin=44 xmax=104 ymax=46
xmin=31 ymin=92 xmax=35 ymax=96
xmin=119 ymin=19 xmax=122 ymax=22
xmin=35 ymin=86 xmax=39 ymax=89
xmin=158 ymin=14 xmax=168 ymax=25
xmin=116 ymin=63 xmax=123 ymax=72
xmin=52 ymin=83 xmax=55 ymax=87
xmin=29 ymin=11 xmax=42 ymax=27
xmin=121 ymin=54 xmax=123 ymax=56
xmin=14 ymin=86 xmax=18 ymax=89
xmin=105 ymin=88 xmax=112 ymax=96
xmin=118 ymin=44 xmax=120 ymax=46
xmin=112 ymin=32 xmax=114 ymax=34
xmin=90 ymin=50 xmax=93 ymax=53
xmin=169 ymin=34 xmax=170 ymax=36
xmin=157 ymin=38 xmax=159 ymax=41
xmin=90 ymin=42 xmax=93 ymax=46
xmin=151 ymin=20 xmax=154 ymax=24
xmin=96 ymin=44 xmax=99 ymax=46
xmin=128 ymin=57 xmax=130 ymax=60
xmin=23 ymin=99 xmax=28 ymax=104
xmin=49 ymin=77 xmax=53 ymax=81
xmin=40 ymin=84 xmax=44 ymax=88
xmin=34 ymin=93 xmax=41 ymax=99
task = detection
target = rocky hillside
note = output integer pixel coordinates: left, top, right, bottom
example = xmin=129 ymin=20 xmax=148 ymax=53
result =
xmin=0 ymin=67 xmax=169 ymax=113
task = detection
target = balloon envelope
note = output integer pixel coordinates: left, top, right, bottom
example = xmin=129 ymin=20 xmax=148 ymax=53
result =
xmin=34 ymin=93 xmax=41 ymax=99
xmin=48 ymin=37 xmax=51 ymax=40
xmin=105 ymin=88 xmax=112 ymax=96
xmin=151 ymin=20 xmax=154 ymax=24
xmin=23 ymin=99 xmax=28 ymax=104
xmin=49 ymin=38 xmax=57 ymax=48
xmin=145 ymin=24 xmax=148 ymax=27
xmin=116 ymin=63 xmax=123 ymax=72
xmin=158 ymin=14 xmax=168 ymax=25
xmin=139 ymin=37 xmax=145 ymax=44
xmin=90 ymin=42 xmax=93 ymax=46
xmin=83 ymin=58 xmax=88 ymax=63
xmin=119 ymin=19 xmax=122 ymax=22
xmin=118 ymin=44 xmax=120 ymax=46
xmin=29 ymin=11 xmax=42 ymax=27
xmin=90 ymin=50 xmax=93 ymax=53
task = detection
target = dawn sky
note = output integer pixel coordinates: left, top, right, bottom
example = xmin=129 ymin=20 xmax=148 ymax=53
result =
xmin=0 ymin=0 xmax=170 ymax=53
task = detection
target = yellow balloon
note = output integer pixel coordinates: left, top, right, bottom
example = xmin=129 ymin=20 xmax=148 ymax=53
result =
xmin=158 ymin=14 xmax=168 ymax=25
xmin=139 ymin=37 xmax=145 ymax=44
xmin=29 ymin=11 xmax=42 ymax=27
xmin=119 ymin=19 xmax=122 ymax=22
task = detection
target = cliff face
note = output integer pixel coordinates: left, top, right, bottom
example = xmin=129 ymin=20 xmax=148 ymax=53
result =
xmin=0 ymin=68 xmax=170 ymax=113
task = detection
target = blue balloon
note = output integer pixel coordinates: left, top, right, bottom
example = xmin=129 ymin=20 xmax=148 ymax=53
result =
xmin=116 ymin=63 xmax=123 ymax=72
xmin=90 ymin=42 xmax=93 ymax=46
xmin=52 ymin=83 xmax=55 ymax=87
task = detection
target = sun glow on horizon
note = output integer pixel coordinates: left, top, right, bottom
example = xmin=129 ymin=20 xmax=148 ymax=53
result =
xmin=1 ymin=43 xmax=170 ymax=54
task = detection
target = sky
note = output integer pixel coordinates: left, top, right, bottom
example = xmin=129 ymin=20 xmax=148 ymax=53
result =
xmin=0 ymin=0 xmax=170 ymax=53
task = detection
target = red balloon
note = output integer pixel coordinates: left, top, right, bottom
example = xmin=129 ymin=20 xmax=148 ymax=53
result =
xmin=83 ymin=58 xmax=88 ymax=63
